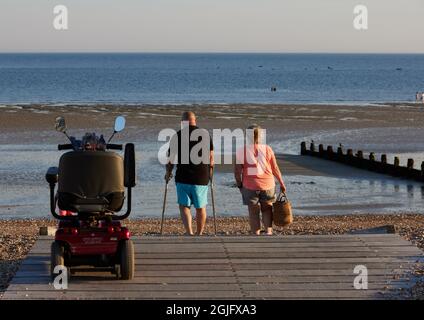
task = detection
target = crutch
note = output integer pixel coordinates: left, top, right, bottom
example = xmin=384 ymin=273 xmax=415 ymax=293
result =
xmin=210 ymin=166 xmax=217 ymax=235
xmin=160 ymin=177 xmax=170 ymax=235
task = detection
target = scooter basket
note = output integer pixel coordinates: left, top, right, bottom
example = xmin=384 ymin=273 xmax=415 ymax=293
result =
xmin=57 ymin=151 xmax=125 ymax=213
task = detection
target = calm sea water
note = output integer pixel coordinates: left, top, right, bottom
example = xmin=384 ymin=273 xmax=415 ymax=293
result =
xmin=0 ymin=53 xmax=424 ymax=105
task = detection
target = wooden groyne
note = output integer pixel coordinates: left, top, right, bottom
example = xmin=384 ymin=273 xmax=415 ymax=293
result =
xmin=300 ymin=142 xmax=424 ymax=182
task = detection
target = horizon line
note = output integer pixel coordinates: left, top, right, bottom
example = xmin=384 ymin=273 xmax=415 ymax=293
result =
xmin=1 ymin=51 xmax=424 ymax=55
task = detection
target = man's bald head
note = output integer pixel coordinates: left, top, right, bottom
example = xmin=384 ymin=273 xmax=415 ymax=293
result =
xmin=182 ymin=111 xmax=196 ymax=125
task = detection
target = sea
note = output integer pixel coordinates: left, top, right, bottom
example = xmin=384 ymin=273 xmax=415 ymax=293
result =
xmin=0 ymin=53 xmax=424 ymax=105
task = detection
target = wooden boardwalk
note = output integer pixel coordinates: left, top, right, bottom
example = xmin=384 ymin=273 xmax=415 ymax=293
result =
xmin=2 ymin=234 xmax=423 ymax=300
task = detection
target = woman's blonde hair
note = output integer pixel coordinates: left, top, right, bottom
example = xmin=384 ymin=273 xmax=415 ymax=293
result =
xmin=247 ymin=124 xmax=261 ymax=144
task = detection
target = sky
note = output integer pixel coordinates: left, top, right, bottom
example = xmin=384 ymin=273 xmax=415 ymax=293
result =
xmin=0 ymin=0 xmax=423 ymax=53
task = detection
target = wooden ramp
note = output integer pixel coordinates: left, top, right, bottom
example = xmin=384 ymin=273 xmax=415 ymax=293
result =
xmin=278 ymin=154 xmax=391 ymax=178
xmin=2 ymin=235 xmax=423 ymax=300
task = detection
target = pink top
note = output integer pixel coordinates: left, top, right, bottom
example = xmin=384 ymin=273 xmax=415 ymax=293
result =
xmin=236 ymin=144 xmax=283 ymax=191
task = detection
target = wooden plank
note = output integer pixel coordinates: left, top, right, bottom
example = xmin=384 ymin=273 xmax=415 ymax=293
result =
xmin=12 ymin=268 xmax=409 ymax=278
xmin=224 ymin=247 xmax=422 ymax=253
xmin=241 ymin=283 xmax=409 ymax=291
xmin=27 ymin=249 xmax=422 ymax=258
xmin=6 ymin=281 xmax=407 ymax=292
xmin=20 ymin=256 xmax=420 ymax=266
xmin=243 ymin=290 xmax=389 ymax=299
xmin=228 ymin=263 xmax=417 ymax=270
xmin=2 ymin=288 xmax=392 ymax=300
xmin=6 ymin=283 xmax=242 ymax=291
xmin=9 ymin=273 xmax=409 ymax=285
xmin=17 ymin=260 xmax=415 ymax=271
xmin=30 ymin=240 xmax=416 ymax=249
xmin=2 ymin=290 xmax=244 ymax=300
xmin=140 ymin=241 xmax=411 ymax=247
xmin=63 ymin=257 xmax=424 ymax=265
xmin=33 ymin=234 xmax=413 ymax=243
xmin=34 ymin=236 xmax=412 ymax=243
xmin=148 ymin=247 xmax=420 ymax=253
xmin=32 ymin=244 xmax=419 ymax=251
xmin=92 ymin=257 xmax=420 ymax=265
xmin=124 ymin=252 xmax=422 ymax=259
xmin=7 ymin=273 xmax=404 ymax=284
xmin=234 ymin=268 xmax=409 ymax=277
xmin=222 ymin=242 xmax=412 ymax=247
xmin=34 ymin=233 xmax=406 ymax=239
xmin=134 ymin=234 xmax=407 ymax=240
xmin=131 ymin=239 xmax=401 ymax=245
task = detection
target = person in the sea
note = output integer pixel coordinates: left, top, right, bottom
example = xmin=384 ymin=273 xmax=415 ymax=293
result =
xmin=165 ymin=111 xmax=214 ymax=236
xmin=234 ymin=124 xmax=286 ymax=235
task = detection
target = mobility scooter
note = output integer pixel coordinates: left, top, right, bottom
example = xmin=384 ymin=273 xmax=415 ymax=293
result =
xmin=45 ymin=116 xmax=136 ymax=280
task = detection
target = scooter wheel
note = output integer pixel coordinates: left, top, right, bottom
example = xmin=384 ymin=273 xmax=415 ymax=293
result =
xmin=50 ymin=241 xmax=65 ymax=279
xmin=119 ymin=240 xmax=134 ymax=280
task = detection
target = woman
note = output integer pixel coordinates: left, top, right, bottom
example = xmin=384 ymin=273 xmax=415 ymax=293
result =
xmin=234 ymin=125 xmax=286 ymax=235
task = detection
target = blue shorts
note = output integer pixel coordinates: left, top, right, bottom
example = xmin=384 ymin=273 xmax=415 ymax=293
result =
xmin=176 ymin=183 xmax=209 ymax=209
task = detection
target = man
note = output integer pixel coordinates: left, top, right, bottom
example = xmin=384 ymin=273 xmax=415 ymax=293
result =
xmin=165 ymin=111 xmax=214 ymax=235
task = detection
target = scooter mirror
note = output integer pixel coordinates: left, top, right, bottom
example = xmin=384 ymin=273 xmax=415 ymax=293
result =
xmin=114 ymin=116 xmax=126 ymax=132
xmin=55 ymin=117 xmax=67 ymax=133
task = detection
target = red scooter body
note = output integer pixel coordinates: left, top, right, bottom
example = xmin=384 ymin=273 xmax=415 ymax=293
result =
xmin=56 ymin=220 xmax=130 ymax=256
xmin=46 ymin=116 xmax=136 ymax=280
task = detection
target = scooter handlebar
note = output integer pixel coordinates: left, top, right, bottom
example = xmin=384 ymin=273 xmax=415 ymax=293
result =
xmin=58 ymin=144 xmax=123 ymax=151
xmin=58 ymin=144 xmax=73 ymax=150
xmin=106 ymin=144 xmax=123 ymax=150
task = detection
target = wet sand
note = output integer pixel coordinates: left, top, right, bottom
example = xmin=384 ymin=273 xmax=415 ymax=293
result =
xmin=2 ymin=103 xmax=424 ymax=218
xmin=3 ymin=102 xmax=424 ymax=159
xmin=3 ymin=102 xmax=424 ymax=162
xmin=2 ymin=103 xmax=424 ymax=139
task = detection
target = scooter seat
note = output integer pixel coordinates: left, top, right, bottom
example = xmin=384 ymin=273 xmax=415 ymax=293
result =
xmin=58 ymin=192 xmax=125 ymax=213
xmin=57 ymin=151 xmax=125 ymax=213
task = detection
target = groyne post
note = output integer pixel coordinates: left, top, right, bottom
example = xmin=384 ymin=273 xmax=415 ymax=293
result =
xmin=327 ymin=146 xmax=334 ymax=160
xmin=380 ymin=154 xmax=387 ymax=173
xmin=337 ymin=146 xmax=344 ymax=162
xmin=356 ymin=150 xmax=364 ymax=168
xmin=319 ymin=144 xmax=324 ymax=156
xmin=407 ymin=158 xmax=414 ymax=170
xmin=421 ymin=161 xmax=424 ymax=181
xmin=368 ymin=152 xmax=376 ymax=171
xmin=394 ymin=157 xmax=400 ymax=176
xmin=301 ymin=142 xmax=307 ymax=155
